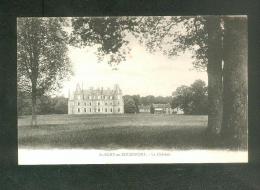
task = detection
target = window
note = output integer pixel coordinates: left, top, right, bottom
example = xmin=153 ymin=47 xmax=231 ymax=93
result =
xmin=90 ymin=102 xmax=92 ymax=106
xmin=78 ymin=102 xmax=80 ymax=106
xmin=84 ymin=108 xmax=86 ymax=112
xmin=110 ymin=108 xmax=113 ymax=112
xmin=90 ymin=108 xmax=91 ymax=112
xmin=105 ymin=108 xmax=107 ymax=112
xmin=78 ymin=108 xmax=80 ymax=112
xmin=98 ymin=108 xmax=100 ymax=112
xmin=84 ymin=102 xmax=86 ymax=106
xmin=118 ymin=108 xmax=120 ymax=112
xmin=98 ymin=102 xmax=100 ymax=106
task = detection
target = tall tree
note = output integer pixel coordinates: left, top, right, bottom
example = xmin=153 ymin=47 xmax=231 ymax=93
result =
xmin=221 ymin=17 xmax=248 ymax=148
xmin=17 ymin=18 xmax=72 ymax=126
xmin=137 ymin=16 xmax=223 ymax=133
xmin=204 ymin=17 xmax=223 ymax=134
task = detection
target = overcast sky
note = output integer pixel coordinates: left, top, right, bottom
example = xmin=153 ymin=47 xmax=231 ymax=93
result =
xmin=60 ymin=36 xmax=207 ymax=97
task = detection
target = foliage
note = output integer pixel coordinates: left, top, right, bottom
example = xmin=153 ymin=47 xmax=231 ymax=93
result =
xmin=124 ymin=95 xmax=172 ymax=109
xmin=123 ymin=96 xmax=137 ymax=113
xmin=17 ymin=93 xmax=68 ymax=115
xmin=70 ymin=17 xmax=138 ymax=68
xmin=150 ymin=104 xmax=155 ymax=114
xmin=70 ymin=16 xmax=208 ymax=71
xmin=134 ymin=16 xmax=208 ymax=71
xmin=17 ymin=17 xmax=72 ymax=96
xmin=131 ymin=95 xmax=141 ymax=113
xmin=172 ymin=79 xmax=208 ymax=115
xmin=17 ymin=90 xmax=32 ymax=115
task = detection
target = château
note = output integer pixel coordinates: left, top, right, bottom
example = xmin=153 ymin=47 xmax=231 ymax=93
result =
xmin=68 ymin=84 xmax=124 ymax=114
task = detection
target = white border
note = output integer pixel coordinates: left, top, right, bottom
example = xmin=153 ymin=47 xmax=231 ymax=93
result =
xmin=19 ymin=149 xmax=248 ymax=165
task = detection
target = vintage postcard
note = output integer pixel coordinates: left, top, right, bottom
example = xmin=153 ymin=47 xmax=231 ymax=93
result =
xmin=17 ymin=16 xmax=248 ymax=164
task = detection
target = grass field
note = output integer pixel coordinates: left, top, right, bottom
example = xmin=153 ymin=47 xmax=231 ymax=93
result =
xmin=18 ymin=114 xmax=224 ymax=150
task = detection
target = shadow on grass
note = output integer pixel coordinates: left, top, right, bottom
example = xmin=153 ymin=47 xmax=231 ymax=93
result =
xmin=19 ymin=124 xmax=226 ymax=150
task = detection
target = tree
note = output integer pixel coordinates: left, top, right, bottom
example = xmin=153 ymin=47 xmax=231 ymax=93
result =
xmin=140 ymin=95 xmax=155 ymax=106
xmin=17 ymin=90 xmax=31 ymax=115
xmin=172 ymin=80 xmax=208 ymax=115
xmin=17 ymin=18 xmax=72 ymax=126
xmin=204 ymin=17 xmax=223 ymax=134
xmin=37 ymin=95 xmax=55 ymax=114
xmin=221 ymin=17 xmax=248 ymax=149
xmin=172 ymin=85 xmax=193 ymax=114
xmin=132 ymin=95 xmax=141 ymax=113
xmin=150 ymin=104 xmax=155 ymax=114
xmin=190 ymin=80 xmax=208 ymax=115
xmin=123 ymin=96 xmax=137 ymax=113
xmin=53 ymin=96 xmax=68 ymax=114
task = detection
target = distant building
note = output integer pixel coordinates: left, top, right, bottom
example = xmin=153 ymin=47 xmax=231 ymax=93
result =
xmin=68 ymin=84 xmax=124 ymax=114
xmin=172 ymin=107 xmax=184 ymax=114
xmin=139 ymin=105 xmax=151 ymax=113
xmin=152 ymin=103 xmax=173 ymax=114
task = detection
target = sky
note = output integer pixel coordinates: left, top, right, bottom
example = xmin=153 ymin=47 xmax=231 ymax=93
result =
xmin=59 ymin=36 xmax=207 ymax=97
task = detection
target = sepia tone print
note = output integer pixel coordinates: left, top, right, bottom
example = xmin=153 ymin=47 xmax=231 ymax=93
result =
xmin=17 ymin=16 xmax=248 ymax=164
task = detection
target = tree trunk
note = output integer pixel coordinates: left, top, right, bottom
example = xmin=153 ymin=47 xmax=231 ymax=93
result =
xmin=31 ymin=84 xmax=37 ymax=126
xmin=205 ymin=17 xmax=223 ymax=135
xmin=221 ymin=17 xmax=248 ymax=149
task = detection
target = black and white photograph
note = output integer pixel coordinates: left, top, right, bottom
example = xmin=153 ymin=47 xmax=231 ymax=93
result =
xmin=17 ymin=16 xmax=248 ymax=164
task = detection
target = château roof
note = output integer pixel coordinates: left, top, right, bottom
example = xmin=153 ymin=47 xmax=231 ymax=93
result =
xmin=73 ymin=84 xmax=122 ymax=96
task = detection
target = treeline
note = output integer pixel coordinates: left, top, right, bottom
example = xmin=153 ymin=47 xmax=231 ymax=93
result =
xmin=124 ymin=79 xmax=208 ymax=115
xmin=123 ymin=95 xmax=172 ymax=113
xmin=18 ymin=91 xmax=68 ymax=115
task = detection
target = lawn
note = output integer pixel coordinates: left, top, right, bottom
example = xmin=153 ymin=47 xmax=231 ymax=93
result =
xmin=18 ymin=114 xmax=222 ymax=150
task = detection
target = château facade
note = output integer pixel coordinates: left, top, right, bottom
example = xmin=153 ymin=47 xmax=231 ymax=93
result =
xmin=68 ymin=84 xmax=124 ymax=114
